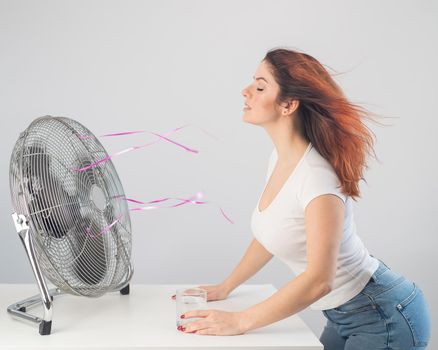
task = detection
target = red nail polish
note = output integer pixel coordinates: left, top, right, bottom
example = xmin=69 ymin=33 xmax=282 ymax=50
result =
xmin=177 ymin=326 xmax=182 ymax=330
xmin=181 ymin=314 xmax=185 ymax=319
xmin=181 ymin=327 xmax=186 ymax=331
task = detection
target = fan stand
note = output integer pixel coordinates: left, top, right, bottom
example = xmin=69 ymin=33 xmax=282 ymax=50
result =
xmin=7 ymin=213 xmax=130 ymax=335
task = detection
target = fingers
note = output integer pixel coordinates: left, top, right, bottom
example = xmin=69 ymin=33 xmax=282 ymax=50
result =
xmin=182 ymin=309 xmax=211 ymax=319
xmin=194 ymin=328 xmax=216 ymax=335
xmin=172 ymin=285 xmax=213 ymax=300
xmin=177 ymin=324 xmax=216 ymax=335
xmin=197 ymin=285 xmax=213 ymax=291
xmin=182 ymin=320 xmax=210 ymax=333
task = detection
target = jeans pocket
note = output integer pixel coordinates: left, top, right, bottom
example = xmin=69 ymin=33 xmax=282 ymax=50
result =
xmin=324 ymin=293 xmax=381 ymax=326
xmin=331 ymin=292 xmax=376 ymax=315
xmin=396 ymin=283 xmax=431 ymax=347
xmin=333 ymin=303 xmax=377 ymax=315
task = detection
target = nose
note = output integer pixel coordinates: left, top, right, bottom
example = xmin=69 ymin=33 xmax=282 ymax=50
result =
xmin=241 ymin=86 xmax=250 ymax=98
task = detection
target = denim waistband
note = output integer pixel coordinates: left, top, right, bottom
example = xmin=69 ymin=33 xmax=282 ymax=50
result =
xmin=370 ymin=257 xmax=390 ymax=281
xmin=364 ymin=258 xmax=406 ymax=297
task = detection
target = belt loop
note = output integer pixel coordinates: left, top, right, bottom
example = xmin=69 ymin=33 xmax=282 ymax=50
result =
xmin=378 ymin=258 xmax=390 ymax=270
xmin=371 ymin=254 xmax=390 ymax=270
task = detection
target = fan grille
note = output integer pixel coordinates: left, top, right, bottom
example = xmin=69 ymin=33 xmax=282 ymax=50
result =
xmin=10 ymin=116 xmax=133 ymax=297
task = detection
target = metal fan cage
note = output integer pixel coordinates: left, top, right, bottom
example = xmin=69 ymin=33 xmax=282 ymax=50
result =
xmin=9 ymin=116 xmax=133 ymax=297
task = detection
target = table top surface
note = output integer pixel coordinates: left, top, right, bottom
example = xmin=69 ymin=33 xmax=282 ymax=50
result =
xmin=0 ymin=284 xmax=322 ymax=349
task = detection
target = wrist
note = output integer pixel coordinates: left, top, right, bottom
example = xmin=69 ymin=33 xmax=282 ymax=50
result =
xmin=236 ymin=309 xmax=253 ymax=333
xmin=221 ymin=280 xmax=233 ymax=295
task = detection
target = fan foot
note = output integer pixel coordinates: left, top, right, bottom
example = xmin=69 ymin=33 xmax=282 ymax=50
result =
xmin=39 ymin=320 xmax=52 ymax=335
xmin=120 ymin=284 xmax=130 ymax=295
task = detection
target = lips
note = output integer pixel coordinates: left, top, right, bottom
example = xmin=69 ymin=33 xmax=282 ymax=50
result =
xmin=244 ymin=102 xmax=251 ymax=109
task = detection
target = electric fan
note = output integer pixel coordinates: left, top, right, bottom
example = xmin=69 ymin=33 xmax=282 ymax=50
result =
xmin=8 ymin=116 xmax=133 ymax=335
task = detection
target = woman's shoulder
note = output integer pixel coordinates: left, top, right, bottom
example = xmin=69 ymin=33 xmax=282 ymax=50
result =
xmin=304 ymin=145 xmax=335 ymax=173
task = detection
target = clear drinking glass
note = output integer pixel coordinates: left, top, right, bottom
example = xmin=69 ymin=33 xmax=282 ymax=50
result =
xmin=176 ymin=287 xmax=207 ymax=327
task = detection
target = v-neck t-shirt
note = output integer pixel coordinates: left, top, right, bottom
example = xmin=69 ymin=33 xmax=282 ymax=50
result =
xmin=251 ymin=143 xmax=379 ymax=310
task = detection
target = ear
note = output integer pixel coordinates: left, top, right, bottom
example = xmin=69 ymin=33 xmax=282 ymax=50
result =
xmin=282 ymin=99 xmax=300 ymax=116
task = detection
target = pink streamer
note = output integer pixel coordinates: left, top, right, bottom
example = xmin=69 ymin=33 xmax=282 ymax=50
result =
xmin=85 ymin=214 xmax=123 ymax=238
xmin=79 ymin=123 xmax=218 ymax=141
xmin=85 ymin=192 xmax=234 ymax=238
xmin=78 ymin=124 xmax=231 ymax=237
xmin=74 ymin=124 xmax=219 ymax=172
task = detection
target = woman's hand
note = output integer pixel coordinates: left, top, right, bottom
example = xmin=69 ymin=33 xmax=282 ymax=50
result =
xmin=178 ymin=309 xmax=247 ymax=336
xmin=171 ymin=284 xmax=230 ymax=301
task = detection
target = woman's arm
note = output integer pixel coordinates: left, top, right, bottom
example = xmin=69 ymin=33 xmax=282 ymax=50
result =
xmin=237 ymin=194 xmax=345 ymax=332
xmin=222 ymin=238 xmax=274 ymax=294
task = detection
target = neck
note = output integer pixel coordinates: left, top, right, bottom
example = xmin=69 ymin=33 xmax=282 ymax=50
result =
xmin=263 ymin=118 xmax=309 ymax=163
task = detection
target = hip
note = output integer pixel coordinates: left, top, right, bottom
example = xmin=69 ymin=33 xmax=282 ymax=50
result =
xmin=322 ymin=259 xmax=431 ymax=348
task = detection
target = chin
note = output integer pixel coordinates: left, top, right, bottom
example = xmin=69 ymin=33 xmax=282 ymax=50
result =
xmin=243 ymin=114 xmax=262 ymax=126
xmin=243 ymin=111 xmax=254 ymax=123
xmin=243 ymin=114 xmax=253 ymax=124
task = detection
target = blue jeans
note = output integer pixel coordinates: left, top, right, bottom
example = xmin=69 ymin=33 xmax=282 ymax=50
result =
xmin=320 ymin=260 xmax=431 ymax=349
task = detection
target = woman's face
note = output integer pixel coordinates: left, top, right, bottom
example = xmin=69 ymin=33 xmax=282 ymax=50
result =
xmin=241 ymin=60 xmax=282 ymax=125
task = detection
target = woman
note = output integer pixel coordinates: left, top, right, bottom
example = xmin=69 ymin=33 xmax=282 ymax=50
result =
xmin=172 ymin=48 xmax=431 ymax=349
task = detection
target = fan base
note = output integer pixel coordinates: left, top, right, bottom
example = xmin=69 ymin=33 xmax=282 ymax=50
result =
xmin=39 ymin=320 xmax=52 ymax=335
xmin=120 ymin=284 xmax=130 ymax=295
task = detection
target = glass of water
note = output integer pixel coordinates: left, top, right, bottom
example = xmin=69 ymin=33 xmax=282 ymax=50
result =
xmin=176 ymin=287 xmax=207 ymax=327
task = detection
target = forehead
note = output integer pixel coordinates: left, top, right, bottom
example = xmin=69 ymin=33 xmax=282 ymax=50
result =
xmin=254 ymin=60 xmax=275 ymax=83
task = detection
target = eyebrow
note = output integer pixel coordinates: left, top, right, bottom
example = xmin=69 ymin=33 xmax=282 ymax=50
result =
xmin=253 ymin=76 xmax=268 ymax=83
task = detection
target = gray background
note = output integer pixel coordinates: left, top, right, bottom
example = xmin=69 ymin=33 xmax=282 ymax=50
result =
xmin=1 ymin=0 xmax=436 ymax=346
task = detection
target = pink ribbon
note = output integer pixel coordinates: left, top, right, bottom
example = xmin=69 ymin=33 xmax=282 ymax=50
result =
xmin=86 ymin=191 xmax=234 ymax=237
xmin=78 ymin=124 xmax=232 ymax=237
xmin=85 ymin=214 xmax=124 ymax=238
xmin=74 ymin=124 xmax=218 ymax=172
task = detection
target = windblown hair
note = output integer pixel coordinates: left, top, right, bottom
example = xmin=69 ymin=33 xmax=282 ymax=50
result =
xmin=264 ymin=48 xmax=386 ymax=201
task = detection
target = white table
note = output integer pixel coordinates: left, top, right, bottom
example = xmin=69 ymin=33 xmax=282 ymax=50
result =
xmin=0 ymin=284 xmax=322 ymax=349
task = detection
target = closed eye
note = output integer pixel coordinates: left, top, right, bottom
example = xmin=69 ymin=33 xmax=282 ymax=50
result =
xmin=257 ymin=88 xmax=264 ymax=91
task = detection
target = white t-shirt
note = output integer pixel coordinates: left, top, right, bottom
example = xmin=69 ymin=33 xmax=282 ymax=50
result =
xmin=251 ymin=142 xmax=379 ymax=310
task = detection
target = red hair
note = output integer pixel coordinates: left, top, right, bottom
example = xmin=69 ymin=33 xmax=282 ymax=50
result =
xmin=264 ymin=48 xmax=388 ymax=201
